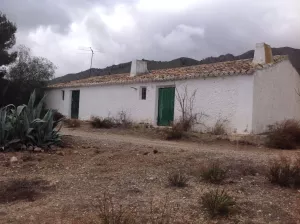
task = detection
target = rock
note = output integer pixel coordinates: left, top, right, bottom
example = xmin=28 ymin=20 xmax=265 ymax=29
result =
xmin=73 ymin=150 xmax=79 ymax=154
xmin=34 ymin=147 xmax=42 ymax=153
xmin=153 ymin=150 xmax=158 ymax=154
xmin=28 ymin=146 xmax=34 ymax=151
xmin=50 ymin=145 xmax=57 ymax=151
xmin=21 ymin=144 xmax=27 ymax=151
xmin=10 ymin=156 xmax=18 ymax=163
xmin=56 ymin=151 xmax=65 ymax=156
xmin=143 ymin=152 xmax=149 ymax=155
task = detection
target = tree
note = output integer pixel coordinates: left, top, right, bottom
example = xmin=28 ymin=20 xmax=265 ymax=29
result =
xmin=0 ymin=12 xmax=17 ymax=67
xmin=3 ymin=45 xmax=57 ymax=106
xmin=7 ymin=45 xmax=56 ymax=84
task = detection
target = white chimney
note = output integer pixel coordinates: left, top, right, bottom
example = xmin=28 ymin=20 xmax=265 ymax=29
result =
xmin=253 ymin=43 xmax=273 ymax=64
xmin=130 ymin=60 xmax=148 ymax=77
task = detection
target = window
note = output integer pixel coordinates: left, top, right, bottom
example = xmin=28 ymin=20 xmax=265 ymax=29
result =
xmin=141 ymin=87 xmax=147 ymax=100
xmin=62 ymin=90 xmax=65 ymax=100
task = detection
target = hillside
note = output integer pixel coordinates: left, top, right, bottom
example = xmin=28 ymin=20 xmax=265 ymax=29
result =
xmin=50 ymin=47 xmax=300 ymax=84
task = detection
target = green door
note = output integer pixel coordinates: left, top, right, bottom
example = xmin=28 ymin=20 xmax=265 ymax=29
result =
xmin=71 ymin=90 xmax=80 ymax=119
xmin=157 ymin=87 xmax=175 ymax=126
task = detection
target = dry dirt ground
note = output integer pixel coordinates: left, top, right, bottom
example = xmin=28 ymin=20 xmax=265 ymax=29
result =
xmin=1 ymin=127 xmax=300 ymax=224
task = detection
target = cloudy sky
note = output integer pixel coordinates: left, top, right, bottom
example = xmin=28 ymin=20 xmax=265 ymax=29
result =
xmin=1 ymin=0 xmax=300 ymax=77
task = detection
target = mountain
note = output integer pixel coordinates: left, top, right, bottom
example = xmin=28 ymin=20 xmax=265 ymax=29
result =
xmin=50 ymin=47 xmax=300 ymax=84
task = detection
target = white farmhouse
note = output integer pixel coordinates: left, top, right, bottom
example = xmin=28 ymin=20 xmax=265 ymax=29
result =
xmin=46 ymin=43 xmax=300 ymax=134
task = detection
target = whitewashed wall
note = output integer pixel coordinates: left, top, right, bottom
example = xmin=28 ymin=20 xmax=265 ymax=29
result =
xmin=46 ymin=75 xmax=254 ymax=134
xmin=252 ymin=60 xmax=300 ymax=133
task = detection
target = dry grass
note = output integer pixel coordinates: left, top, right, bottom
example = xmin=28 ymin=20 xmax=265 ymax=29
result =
xmin=164 ymin=123 xmax=184 ymax=140
xmin=200 ymin=162 xmax=227 ymax=184
xmin=266 ymin=119 xmax=300 ymax=149
xmin=268 ymin=156 xmax=300 ymax=188
xmin=1 ymin=129 xmax=300 ymax=223
xmin=95 ymin=194 xmax=136 ymax=224
xmin=65 ymin=119 xmax=81 ymax=128
xmin=211 ymin=119 xmax=227 ymax=135
xmin=91 ymin=116 xmax=115 ymax=129
xmin=168 ymin=170 xmax=189 ymax=187
xmin=0 ymin=178 xmax=52 ymax=203
xmin=201 ymin=189 xmax=236 ymax=217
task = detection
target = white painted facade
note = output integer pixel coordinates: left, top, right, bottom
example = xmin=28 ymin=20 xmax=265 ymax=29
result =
xmin=47 ymin=74 xmax=255 ymax=134
xmin=252 ymin=60 xmax=300 ymax=133
xmin=46 ymin=44 xmax=300 ymax=134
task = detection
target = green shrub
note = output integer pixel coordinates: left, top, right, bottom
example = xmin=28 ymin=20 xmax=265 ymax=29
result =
xmin=201 ymin=189 xmax=236 ymax=217
xmin=168 ymin=170 xmax=188 ymax=187
xmin=268 ymin=156 xmax=300 ymax=188
xmin=64 ymin=119 xmax=81 ymax=128
xmin=200 ymin=163 xmax=227 ymax=184
xmin=266 ymin=119 xmax=300 ymax=149
xmin=91 ymin=116 xmax=115 ymax=129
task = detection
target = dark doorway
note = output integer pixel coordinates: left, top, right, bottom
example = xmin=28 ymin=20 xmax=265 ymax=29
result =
xmin=71 ymin=90 xmax=80 ymax=119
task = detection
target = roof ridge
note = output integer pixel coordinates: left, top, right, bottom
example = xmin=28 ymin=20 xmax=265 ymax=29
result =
xmin=48 ymin=55 xmax=288 ymax=89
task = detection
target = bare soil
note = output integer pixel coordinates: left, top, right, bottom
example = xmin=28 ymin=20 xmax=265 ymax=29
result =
xmin=0 ymin=127 xmax=300 ymax=224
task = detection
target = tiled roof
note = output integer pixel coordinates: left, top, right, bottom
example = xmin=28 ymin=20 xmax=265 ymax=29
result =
xmin=48 ymin=55 xmax=288 ymax=89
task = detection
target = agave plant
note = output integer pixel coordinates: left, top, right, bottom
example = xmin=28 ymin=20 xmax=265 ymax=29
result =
xmin=29 ymin=110 xmax=62 ymax=147
xmin=1 ymin=90 xmax=62 ymax=149
xmin=0 ymin=106 xmax=11 ymax=147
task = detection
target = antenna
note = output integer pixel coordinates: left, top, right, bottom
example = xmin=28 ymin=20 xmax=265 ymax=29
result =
xmin=78 ymin=47 xmax=102 ymax=76
xmin=89 ymin=47 xmax=94 ymax=76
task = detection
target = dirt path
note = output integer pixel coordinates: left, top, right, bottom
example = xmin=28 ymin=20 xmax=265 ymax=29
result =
xmin=62 ymin=128 xmax=300 ymax=163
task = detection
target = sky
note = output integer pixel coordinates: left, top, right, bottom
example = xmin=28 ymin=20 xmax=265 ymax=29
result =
xmin=1 ymin=0 xmax=300 ymax=77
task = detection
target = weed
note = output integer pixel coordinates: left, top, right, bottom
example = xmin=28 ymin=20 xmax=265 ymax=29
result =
xmin=116 ymin=110 xmax=132 ymax=128
xmin=201 ymin=163 xmax=227 ymax=184
xmin=0 ymin=178 xmax=51 ymax=203
xmin=268 ymin=156 xmax=300 ymax=188
xmin=266 ymin=119 xmax=300 ymax=149
xmin=148 ymin=196 xmax=175 ymax=224
xmin=91 ymin=116 xmax=115 ymax=129
xmin=201 ymin=189 xmax=236 ymax=217
xmin=164 ymin=123 xmax=183 ymax=140
xmin=65 ymin=119 xmax=81 ymax=128
xmin=96 ymin=194 xmax=136 ymax=224
xmin=168 ymin=170 xmax=188 ymax=187
xmin=212 ymin=119 xmax=227 ymax=135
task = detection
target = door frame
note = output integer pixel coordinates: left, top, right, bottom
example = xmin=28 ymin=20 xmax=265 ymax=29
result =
xmin=70 ymin=89 xmax=80 ymax=119
xmin=155 ymin=85 xmax=176 ymax=126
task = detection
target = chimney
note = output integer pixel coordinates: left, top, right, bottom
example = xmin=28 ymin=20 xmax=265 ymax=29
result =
xmin=130 ymin=60 xmax=148 ymax=77
xmin=253 ymin=43 xmax=273 ymax=64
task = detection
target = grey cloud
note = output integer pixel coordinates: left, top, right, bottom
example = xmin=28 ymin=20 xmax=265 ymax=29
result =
xmin=1 ymin=0 xmax=299 ymax=76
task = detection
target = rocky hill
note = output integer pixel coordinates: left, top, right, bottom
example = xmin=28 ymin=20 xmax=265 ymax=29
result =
xmin=50 ymin=47 xmax=300 ymax=84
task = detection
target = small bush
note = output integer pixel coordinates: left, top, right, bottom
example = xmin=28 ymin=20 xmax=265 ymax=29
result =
xmin=116 ymin=110 xmax=132 ymax=128
xmin=201 ymin=189 xmax=236 ymax=217
xmin=53 ymin=110 xmax=65 ymax=122
xmin=168 ymin=170 xmax=188 ymax=187
xmin=164 ymin=123 xmax=183 ymax=140
xmin=200 ymin=163 xmax=227 ymax=184
xmin=266 ymin=119 xmax=300 ymax=149
xmin=91 ymin=116 xmax=115 ymax=129
xmin=268 ymin=156 xmax=300 ymax=188
xmin=212 ymin=119 xmax=227 ymax=135
xmin=96 ymin=194 xmax=136 ymax=224
xmin=65 ymin=119 xmax=81 ymax=128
